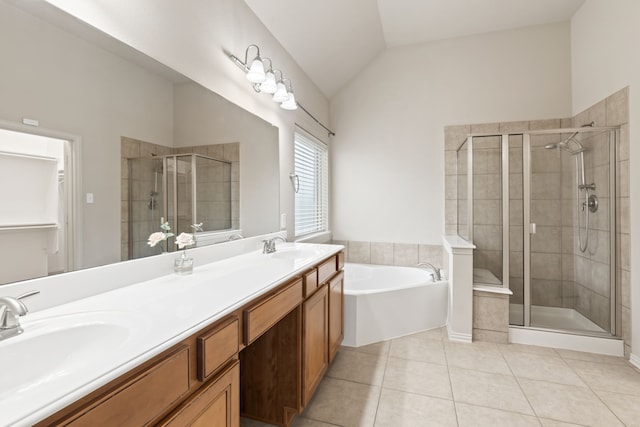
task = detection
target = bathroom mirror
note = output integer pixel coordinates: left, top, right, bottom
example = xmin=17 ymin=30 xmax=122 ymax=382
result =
xmin=0 ymin=0 xmax=280 ymax=285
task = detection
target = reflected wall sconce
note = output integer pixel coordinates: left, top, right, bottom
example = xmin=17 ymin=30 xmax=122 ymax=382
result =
xmin=229 ymin=44 xmax=298 ymax=110
xmin=227 ymin=44 xmax=336 ymax=137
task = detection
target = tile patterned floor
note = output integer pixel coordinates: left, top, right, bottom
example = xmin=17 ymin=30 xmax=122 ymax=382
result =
xmin=241 ymin=328 xmax=640 ymax=427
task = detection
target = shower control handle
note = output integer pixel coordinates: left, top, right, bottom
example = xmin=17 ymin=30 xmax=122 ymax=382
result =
xmin=583 ymin=194 xmax=598 ymax=213
xmin=529 ymin=223 xmax=537 ymax=234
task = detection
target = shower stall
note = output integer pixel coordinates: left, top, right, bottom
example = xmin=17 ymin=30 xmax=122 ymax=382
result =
xmin=457 ymin=126 xmax=619 ymax=337
xmin=126 ymin=153 xmax=233 ymax=259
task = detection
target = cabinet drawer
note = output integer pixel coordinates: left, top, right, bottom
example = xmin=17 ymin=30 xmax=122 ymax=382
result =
xmin=159 ymin=361 xmax=239 ymax=427
xmin=317 ymin=256 xmax=337 ymax=284
xmin=244 ymin=279 xmax=302 ymax=344
xmin=67 ymin=347 xmax=190 ymax=427
xmin=303 ymin=268 xmax=318 ymax=297
xmin=197 ymin=318 xmax=239 ymax=382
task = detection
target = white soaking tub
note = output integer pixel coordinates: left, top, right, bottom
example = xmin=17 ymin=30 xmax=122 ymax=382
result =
xmin=342 ymin=263 xmax=448 ymax=347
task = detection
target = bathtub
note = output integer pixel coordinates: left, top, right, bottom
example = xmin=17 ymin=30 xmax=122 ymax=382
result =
xmin=342 ymin=263 xmax=448 ymax=347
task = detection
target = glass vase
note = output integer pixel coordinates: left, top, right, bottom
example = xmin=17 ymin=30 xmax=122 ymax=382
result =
xmin=174 ymin=251 xmax=194 ymax=275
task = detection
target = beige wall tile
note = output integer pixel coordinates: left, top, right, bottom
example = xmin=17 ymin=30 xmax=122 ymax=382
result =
xmin=529 ymin=119 xmax=561 ymax=130
xmin=473 ymin=293 xmax=508 ymax=332
xmin=444 ymin=150 xmax=458 ymax=175
xmin=347 ymin=241 xmax=371 ymax=264
xmin=471 ymin=122 xmax=500 ymax=134
xmin=472 ymin=329 xmax=508 ymax=344
xmin=499 ymin=121 xmax=529 ymax=133
xmin=619 ymin=123 xmax=629 ymax=161
xmin=370 ymin=242 xmax=393 ymax=265
xmin=393 ymin=243 xmax=419 ymax=266
xmin=605 ymin=87 xmax=629 ymax=126
xmin=419 ymin=244 xmax=443 ymax=267
xmin=445 ymin=124 xmax=471 ymax=150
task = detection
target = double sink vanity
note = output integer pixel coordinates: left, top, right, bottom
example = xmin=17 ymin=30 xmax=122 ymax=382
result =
xmin=0 ymin=240 xmax=345 ymax=427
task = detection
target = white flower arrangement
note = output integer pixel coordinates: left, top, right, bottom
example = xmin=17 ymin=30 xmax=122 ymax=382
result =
xmin=147 ymin=221 xmax=174 ymax=247
xmin=147 ymin=221 xmax=203 ymax=250
xmin=175 ymin=223 xmax=203 ymax=249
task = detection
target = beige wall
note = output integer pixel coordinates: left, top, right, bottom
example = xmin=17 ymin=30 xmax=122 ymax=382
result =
xmin=330 ymin=22 xmax=572 ymax=245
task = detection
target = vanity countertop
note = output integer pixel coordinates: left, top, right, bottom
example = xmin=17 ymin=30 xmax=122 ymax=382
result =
xmin=0 ymin=242 xmax=343 ymax=427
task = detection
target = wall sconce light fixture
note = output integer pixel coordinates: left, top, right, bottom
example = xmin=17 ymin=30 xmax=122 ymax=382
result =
xmin=227 ymin=43 xmax=336 ymax=137
xmin=229 ymin=44 xmax=297 ymax=110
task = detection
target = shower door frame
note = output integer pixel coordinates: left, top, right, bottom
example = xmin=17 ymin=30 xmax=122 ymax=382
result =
xmin=521 ymin=127 xmax=618 ymax=335
xmin=459 ymin=126 xmax=619 ymax=336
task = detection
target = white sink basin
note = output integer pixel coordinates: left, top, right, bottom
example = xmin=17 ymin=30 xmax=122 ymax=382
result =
xmin=0 ymin=311 xmax=147 ymax=400
xmin=269 ymin=248 xmax=323 ymax=261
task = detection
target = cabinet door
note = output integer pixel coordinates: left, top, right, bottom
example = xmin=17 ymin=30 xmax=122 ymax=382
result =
xmin=159 ymin=361 xmax=239 ymax=427
xmin=328 ymin=271 xmax=344 ymax=363
xmin=302 ymin=284 xmax=329 ymax=407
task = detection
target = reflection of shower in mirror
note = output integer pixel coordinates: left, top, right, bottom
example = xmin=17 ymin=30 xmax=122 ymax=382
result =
xmin=148 ymin=168 xmax=162 ymax=210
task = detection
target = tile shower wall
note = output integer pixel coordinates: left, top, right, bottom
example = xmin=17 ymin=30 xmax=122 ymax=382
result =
xmin=444 ymin=87 xmax=631 ymax=358
xmin=121 ymin=138 xmax=239 ymax=261
xmin=573 ymin=88 xmax=630 ymax=356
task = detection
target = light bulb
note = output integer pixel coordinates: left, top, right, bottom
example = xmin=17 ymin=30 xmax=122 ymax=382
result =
xmin=246 ymin=57 xmax=266 ymax=83
xmin=281 ymin=92 xmax=297 ymax=110
xmin=272 ymin=81 xmax=289 ymax=102
xmin=260 ymin=70 xmax=277 ymax=94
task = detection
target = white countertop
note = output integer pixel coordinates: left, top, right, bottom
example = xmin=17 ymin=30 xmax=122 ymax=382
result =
xmin=0 ymin=242 xmax=343 ymax=427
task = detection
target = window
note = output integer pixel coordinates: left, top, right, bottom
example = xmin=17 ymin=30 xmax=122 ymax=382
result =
xmin=294 ymin=130 xmax=328 ymax=238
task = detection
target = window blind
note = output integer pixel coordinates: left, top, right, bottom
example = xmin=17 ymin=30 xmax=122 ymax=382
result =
xmin=294 ymin=131 xmax=328 ymax=237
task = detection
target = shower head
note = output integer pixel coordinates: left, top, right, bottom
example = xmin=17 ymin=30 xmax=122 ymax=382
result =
xmin=544 ymin=142 xmax=565 ymax=150
xmin=544 ymin=136 xmax=585 ymax=155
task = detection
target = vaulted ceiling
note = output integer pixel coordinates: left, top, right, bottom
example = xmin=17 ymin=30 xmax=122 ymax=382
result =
xmin=244 ymin=0 xmax=585 ymax=98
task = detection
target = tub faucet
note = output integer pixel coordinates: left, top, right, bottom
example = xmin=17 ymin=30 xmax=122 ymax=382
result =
xmin=0 ymin=290 xmax=39 ymax=341
xmin=263 ymin=236 xmax=287 ymax=254
xmin=417 ymin=262 xmax=442 ymax=282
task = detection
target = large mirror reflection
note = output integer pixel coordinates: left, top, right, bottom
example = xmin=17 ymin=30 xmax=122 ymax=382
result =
xmin=0 ymin=0 xmax=280 ymax=285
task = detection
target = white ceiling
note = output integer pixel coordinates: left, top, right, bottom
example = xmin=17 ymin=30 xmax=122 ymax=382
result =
xmin=244 ymin=0 xmax=585 ymax=99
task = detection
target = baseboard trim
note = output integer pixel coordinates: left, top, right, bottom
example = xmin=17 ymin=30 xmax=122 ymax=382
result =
xmin=447 ymin=325 xmax=472 ymax=343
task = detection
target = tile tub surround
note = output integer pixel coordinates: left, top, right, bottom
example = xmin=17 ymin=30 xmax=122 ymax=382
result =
xmin=444 ymin=87 xmax=631 ymax=358
xmin=332 ymin=240 xmax=444 ymax=270
xmin=241 ymin=327 xmax=640 ymax=427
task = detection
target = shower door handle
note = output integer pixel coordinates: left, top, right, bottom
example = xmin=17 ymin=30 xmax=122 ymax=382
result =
xmin=529 ymin=223 xmax=537 ymax=234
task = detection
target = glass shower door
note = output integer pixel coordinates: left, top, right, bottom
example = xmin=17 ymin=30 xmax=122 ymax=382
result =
xmin=526 ymin=129 xmax=614 ymax=334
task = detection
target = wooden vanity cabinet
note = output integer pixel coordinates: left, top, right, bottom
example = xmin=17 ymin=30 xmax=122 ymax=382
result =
xmin=328 ymin=271 xmax=344 ymax=363
xmin=37 ymin=250 xmax=344 ymax=427
xmin=158 ymin=360 xmax=239 ymax=427
xmin=302 ymin=283 xmax=329 ymax=406
xmin=36 ymin=315 xmax=241 ymax=427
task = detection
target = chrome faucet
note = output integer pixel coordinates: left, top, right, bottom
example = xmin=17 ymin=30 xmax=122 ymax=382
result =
xmin=417 ymin=262 xmax=443 ymax=282
xmin=262 ymin=236 xmax=287 ymax=254
xmin=0 ymin=290 xmax=39 ymax=341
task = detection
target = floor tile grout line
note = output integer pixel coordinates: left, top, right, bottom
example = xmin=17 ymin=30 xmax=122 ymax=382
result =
xmin=496 ymin=339 xmax=542 ymax=424
xmin=371 ymin=339 xmax=392 ymax=427
xmin=568 ymin=361 xmax=630 ymax=426
xmin=442 ymin=333 xmax=461 ymax=427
